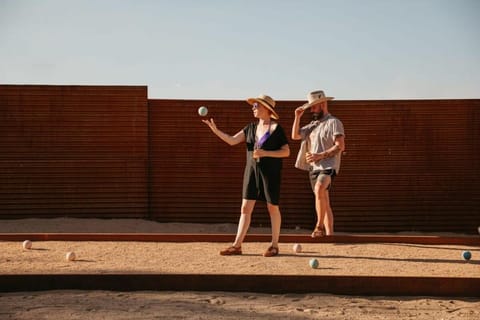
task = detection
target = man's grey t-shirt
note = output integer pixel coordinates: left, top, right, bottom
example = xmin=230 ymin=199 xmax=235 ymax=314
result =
xmin=300 ymin=114 xmax=345 ymax=172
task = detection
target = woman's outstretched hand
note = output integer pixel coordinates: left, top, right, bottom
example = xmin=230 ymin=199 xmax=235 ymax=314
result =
xmin=202 ymin=118 xmax=218 ymax=133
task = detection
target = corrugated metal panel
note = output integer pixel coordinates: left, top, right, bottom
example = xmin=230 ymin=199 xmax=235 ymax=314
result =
xmin=0 ymin=85 xmax=149 ymax=218
xmin=1 ymin=85 xmax=478 ymax=233
xmin=333 ymin=99 xmax=480 ymax=233
xmin=149 ymin=99 xmax=480 ymax=233
xmin=148 ymin=99 xmax=311 ymax=229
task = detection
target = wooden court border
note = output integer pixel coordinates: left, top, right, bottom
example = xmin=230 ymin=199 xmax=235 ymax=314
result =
xmin=0 ymin=233 xmax=479 ymax=245
xmin=1 ymin=274 xmax=479 ymax=297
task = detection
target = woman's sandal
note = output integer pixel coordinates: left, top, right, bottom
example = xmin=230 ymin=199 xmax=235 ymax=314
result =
xmin=219 ymin=246 xmax=242 ymax=256
xmin=263 ymin=246 xmax=279 ymax=257
xmin=311 ymin=225 xmax=325 ymax=238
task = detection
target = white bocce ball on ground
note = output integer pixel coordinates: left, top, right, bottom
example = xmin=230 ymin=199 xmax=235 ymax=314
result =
xmin=66 ymin=251 xmax=76 ymax=261
xmin=293 ymin=243 xmax=302 ymax=253
xmin=22 ymin=240 xmax=32 ymax=250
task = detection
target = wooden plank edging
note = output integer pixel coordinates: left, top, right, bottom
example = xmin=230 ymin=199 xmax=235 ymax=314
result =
xmin=1 ymin=274 xmax=479 ymax=296
xmin=0 ymin=233 xmax=479 ymax=245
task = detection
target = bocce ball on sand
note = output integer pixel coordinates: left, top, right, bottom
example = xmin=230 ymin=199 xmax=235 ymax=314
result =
xmin=462 ymin=251 xmax=472 ymax=261
xmin=198 ymin=106 xmax=208 ymax=117
xmin=293 ymin=243 xmax=302 ymax=253
xmin=22 ymin=240 xmax=32 ymax=250
xmin=66 ymin=251 xmax=76 ymax=261
xmin=309 ymin=258 xmax=319 ymax=269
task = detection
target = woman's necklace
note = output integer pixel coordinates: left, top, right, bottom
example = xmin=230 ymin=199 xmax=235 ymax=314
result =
xmin=257 ymin=120 xmax=271 ymax=136
xmin=256 ymin=121 xmax=272 ymax=146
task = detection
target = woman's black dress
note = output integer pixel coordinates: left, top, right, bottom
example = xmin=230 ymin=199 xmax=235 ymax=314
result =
xmin=242 ymin=122 xmax=289 ymax=205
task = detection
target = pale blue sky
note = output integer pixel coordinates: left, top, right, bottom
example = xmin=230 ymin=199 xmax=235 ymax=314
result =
xmin=1 ymin=0 xmax=479 ymax=100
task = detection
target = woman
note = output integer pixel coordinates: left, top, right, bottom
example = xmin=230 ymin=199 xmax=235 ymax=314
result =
xmin=202 ymin=94 xmax=290 ymax=257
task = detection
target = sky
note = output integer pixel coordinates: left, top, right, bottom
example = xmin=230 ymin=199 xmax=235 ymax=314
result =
xmin=1 ymin=0 xmax=479 ymax=100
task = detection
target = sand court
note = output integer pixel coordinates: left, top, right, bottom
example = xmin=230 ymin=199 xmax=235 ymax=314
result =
xmin=1 ymin=218 xmax=479 ymax=279
xmin=1 ymin=218 xmax=479 ymax=296
xmin=1 ymin=218 xmax=480 ymax=319
xmin=2 ymin=241 xmax=479 ymax=278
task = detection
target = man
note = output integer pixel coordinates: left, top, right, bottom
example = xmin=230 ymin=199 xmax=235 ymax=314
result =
xmin=292 ymin=90 xmax=345 ymax=237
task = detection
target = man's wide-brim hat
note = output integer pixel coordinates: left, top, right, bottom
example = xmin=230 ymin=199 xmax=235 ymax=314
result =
xmin=301 ymin=90 xmax=334 ymax=110
xmin=247 ymin=94 xmax=279 ymax=120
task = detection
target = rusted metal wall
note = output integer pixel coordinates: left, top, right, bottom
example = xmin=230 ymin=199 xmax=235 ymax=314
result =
xmin=333 ymin=99 xmax=480 ymax=233
xmin=0 ymin=85 xmax=149 ymax=219
xmin=149 ymin=98 xmax=480 ymax=233
xmin=1 ymin=84 xmax=478 ymax=233
xmin=148 ymin=99 xmax=294 ymax=228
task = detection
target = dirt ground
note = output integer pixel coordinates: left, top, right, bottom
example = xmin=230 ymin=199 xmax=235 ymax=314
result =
xmin=1 ymin=290 xmax=479 ymax=320
xmin=0 ymin=218 xmax=479 ymax=319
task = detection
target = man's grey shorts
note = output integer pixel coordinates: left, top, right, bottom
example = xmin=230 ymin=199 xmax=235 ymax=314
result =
xmin=309 ymin=169 xmax=336 ymax=192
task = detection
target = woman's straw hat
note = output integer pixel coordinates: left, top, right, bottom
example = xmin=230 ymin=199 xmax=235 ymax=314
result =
xmin=246 ymin=94 xmax=279 ymax=120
